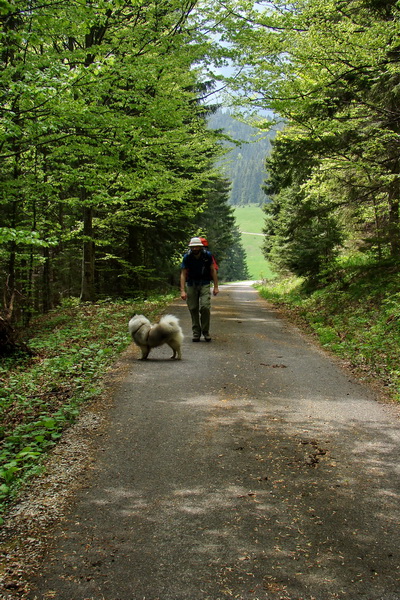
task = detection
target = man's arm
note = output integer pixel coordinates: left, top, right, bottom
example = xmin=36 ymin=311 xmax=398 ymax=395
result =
xmin=210 ymin=264 xmax=219 ymax=296
xmin=180 ymin=269 xmax=188 ymax=300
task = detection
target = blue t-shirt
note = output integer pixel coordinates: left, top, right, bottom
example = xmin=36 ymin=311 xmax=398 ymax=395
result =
xmin=181 ymin=250 xmax=213 ymax=285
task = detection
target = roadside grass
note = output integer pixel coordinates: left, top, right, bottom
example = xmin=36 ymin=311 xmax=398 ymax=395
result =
xmin=233 ymin=205 xmax=276 ymax=280
xmin=0 ymin=294 xmax=174 ymax=521
xmin=256 ymin=262 xmax=400 ymax=400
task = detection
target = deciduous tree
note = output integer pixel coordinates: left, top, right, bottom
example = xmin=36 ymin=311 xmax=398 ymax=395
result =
xmin=205 ymin=0 xmax=400 ymax=277
xmin=0 ymin=0 xmax=224 ymax=327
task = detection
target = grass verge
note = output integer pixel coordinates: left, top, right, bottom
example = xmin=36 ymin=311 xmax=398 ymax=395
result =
xmin=0 ymin=294 xmax=174 ymax=522
xmin=256 ymin=263 xmax=400 ymax=401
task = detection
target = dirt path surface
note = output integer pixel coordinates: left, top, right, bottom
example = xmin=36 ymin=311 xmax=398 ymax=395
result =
xmin=25 ymin=283 xmax=400 ymax=599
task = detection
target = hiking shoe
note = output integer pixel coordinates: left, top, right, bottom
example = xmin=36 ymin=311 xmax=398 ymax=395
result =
xmin=203 ymin=334 xmax=212 ymax=342
xmin=192 ymin=336 xmax=200 ymax=342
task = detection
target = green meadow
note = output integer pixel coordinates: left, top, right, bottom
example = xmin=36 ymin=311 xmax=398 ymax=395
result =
xmin=234 ymin=204 xmax=275 ymax=280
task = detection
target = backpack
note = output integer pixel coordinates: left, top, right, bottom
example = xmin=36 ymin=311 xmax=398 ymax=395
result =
xmin=184 ymin=249 xmax=213 ymax=282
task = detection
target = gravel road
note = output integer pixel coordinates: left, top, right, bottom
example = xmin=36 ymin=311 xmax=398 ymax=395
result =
xmin=27 ymin=282 xmax=400 ymax=600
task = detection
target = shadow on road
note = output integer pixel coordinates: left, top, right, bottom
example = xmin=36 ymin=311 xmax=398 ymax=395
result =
xmin=20 ymin=283 xmax=400 ymax=600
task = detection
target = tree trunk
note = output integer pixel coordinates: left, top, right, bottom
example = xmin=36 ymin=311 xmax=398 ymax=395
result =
xmin=388 ymin=175 xmax=400 ymax=258
xmin=80 ymin=204 xmax=96 ymax=302
xmin=42 ymin=246 xmax=52 ymax=313
xmin=0 ymin=316 xmax=32 ymax=356
xmin=4 ymin=156 xmax=20 ymax=320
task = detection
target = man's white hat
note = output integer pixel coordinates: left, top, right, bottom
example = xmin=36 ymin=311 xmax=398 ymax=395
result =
xmin=188 ymin=237 xmax=203 ymax=247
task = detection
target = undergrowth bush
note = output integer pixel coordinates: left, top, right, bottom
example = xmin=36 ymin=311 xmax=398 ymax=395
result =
xmin=0 ymin=294 xmax=175 ymax=521
xmin=257 ymin=261 xmax=400 ymax=400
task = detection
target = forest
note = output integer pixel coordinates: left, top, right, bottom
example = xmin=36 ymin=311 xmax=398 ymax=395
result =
xmin=2 ymin=0 xmax=400 ymax=341
xmin=0 ymin=0 xmax=252 ymax=351
xmin=207 ymin=109 xmax=275 ymax=205
xmin=209 ymin=0 xmax=400 ymax=281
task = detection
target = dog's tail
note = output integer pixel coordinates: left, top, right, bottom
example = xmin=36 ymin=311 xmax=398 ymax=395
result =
xmin=159 ymin=314 xmax=181 ymax=330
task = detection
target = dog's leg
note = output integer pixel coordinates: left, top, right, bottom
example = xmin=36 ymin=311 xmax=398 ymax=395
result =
xmin=140 ymin=346 xmax=150 ymax=360
xmin=168 ymin=341 xmax=182 ymax=360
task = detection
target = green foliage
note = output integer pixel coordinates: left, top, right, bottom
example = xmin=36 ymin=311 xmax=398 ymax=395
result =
xmin=263 ymin=182 xmax=344 ymax=279
xmin=217 ymin=224 xmax=250 ymax=282
xmin=0 ymin=0 xmax=225 ymax=322
xmin=206 ymin=0 xmax=400 ymax=281
xmin=0 ymin=294 xmax=173 ymax=519
xmin=257 ymin=261 xmax=400 ymax=399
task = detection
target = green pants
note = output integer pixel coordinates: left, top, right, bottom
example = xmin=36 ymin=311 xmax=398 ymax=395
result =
xmin=186 ymin=284 xmax=211 ymax=337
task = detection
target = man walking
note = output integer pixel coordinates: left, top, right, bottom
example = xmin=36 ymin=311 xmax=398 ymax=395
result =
xmin=180 ymin=237 xmax=219 ymax=342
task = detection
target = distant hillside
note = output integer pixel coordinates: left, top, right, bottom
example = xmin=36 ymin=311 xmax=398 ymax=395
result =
xmin=234 ymin=204 xmax=275 ymax=280
xmin=207 ymin=109 xmax=277 ymax=205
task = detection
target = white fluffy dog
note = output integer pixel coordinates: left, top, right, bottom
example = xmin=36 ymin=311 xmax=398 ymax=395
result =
xmin=128 ymin=314 xmax=183 ymax=360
